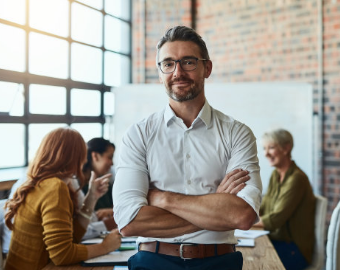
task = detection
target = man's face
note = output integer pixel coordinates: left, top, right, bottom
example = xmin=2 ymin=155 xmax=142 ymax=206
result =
xmin=157 ymin=41 xmax=212 ymax=102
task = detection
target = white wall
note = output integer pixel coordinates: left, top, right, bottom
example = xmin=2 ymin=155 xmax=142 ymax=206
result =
xmin=112 ymin=82 xmax=314 ymax=193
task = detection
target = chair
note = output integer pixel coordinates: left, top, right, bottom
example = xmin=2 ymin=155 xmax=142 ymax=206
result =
xmin=326 ymin=200 xmax=340 ymax=270
xmin=305 ymin=195 xmax=327 ymax=270
xmin=0 ymin=199 xmax=6 ymax=270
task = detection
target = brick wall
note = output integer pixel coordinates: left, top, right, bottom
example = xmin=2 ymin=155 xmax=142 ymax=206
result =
xmin=132 ymin=0 xmax=192 ymax=83
xmin=323 ymin=0 xmax=340 ymax=220
xmin=132 ymin=0 xmax=340 ymax=222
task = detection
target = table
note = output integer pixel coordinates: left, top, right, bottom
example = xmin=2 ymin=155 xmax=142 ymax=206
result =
xmin=240 ymin=234 xmax=285 ymax=270
xmin=42 ymin=234 xmax=285 ymax=270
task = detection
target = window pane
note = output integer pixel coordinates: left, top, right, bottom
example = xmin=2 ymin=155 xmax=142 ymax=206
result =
xmin=28 ymin=123 xmax=66 ymax=161
xmin=104 ymin=92 xmax=114 ymax=115
xmin=77 ymin=0 xmax=102 ymax=10
xmin=104 ymin=51 xmax=130 ymax=87
xmin=71 ymin=88 xmax=101 ymax=116
xmin=105 ymin=16 xmax=130 ymax=54
xmin=29 ymin=84 xmax=66 ymax=115
xmin=0 ymin=81 xmax=24 ymax=116
xmin=0 ymin=124 xmax=25 ymax=168
xmin=0 ymin=0 xmax=26 ymax=25
xmin=71 ymin=43 xmax=102 ymax=84
xmin=71 ymin=123 xmax=102 ymax=143
xmin=0 ymin=24 xmax=25 ymax=72
xmin=29 ymin=33 xmax=68 ymax=79
xmin=71 ymin=3 xmax=103 ymax=47
xmin=104 ymin=117 xmax=114 ymax=142
xmin=29 ymin=0 xmax=69 ymax=37
xmin=105 ymin=0 xmax=130 ymax=20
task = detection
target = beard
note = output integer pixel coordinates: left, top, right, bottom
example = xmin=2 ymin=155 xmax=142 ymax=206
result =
xmin=165 ymin=76 xmax=204 ymax=102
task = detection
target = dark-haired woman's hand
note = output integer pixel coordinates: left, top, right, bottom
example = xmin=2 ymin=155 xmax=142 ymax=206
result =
xmin=96 ymin=208 xmax=114 ymax=221
xmin=88 ymin=171 xmax=112 ymax=200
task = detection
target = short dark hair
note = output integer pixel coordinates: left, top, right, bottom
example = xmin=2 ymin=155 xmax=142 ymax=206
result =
xmin=156 ymin=26 xmax=210 ymax=63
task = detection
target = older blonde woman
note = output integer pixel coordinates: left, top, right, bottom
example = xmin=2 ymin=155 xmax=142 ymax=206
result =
xmin=254 ymin=128 xmax=315 ymax=270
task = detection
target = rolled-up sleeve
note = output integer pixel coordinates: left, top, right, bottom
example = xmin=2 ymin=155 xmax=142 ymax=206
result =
xmin=113 ymin=124 xmax=149 ymax=231
xmin=226 ymin=122 xmax=263 ymax=221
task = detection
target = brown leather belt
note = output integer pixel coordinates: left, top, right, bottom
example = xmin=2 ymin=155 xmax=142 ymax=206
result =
xmin=139 ymin=241 xmax=235 ymax=259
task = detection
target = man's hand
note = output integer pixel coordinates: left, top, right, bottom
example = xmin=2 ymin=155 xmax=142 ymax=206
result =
xmin=147 ymin=189 xmax=166 ymax=208
xmin=216 ymin=169 xmax=250 ymax=194
xmin=253 ymin=217 xmax=264 ymax=228
xmin=147 ymin=169 xmax=250 ymax=206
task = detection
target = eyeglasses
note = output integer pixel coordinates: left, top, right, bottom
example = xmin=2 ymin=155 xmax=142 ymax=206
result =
xmin=158 ymin=57 xmax=207 ymax=74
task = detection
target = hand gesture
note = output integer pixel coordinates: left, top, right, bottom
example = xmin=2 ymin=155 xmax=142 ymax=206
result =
xmin=88 ymin=171 xmax=112 ymax=200
xmin=101 ymin=229 xmax=121 ymax=253
xmin=216 ymin=169 xmax=250 ymax=194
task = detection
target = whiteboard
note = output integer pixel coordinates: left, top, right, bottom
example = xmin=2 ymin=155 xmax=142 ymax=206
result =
xmin=112 ymin=82 xmax=314 ymax=193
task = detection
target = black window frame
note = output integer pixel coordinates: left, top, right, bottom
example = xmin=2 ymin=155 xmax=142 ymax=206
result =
xmin=0 ymin=0 xmax=132 ymax=169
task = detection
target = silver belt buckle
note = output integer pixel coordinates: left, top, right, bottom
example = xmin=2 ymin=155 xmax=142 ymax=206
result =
xmin=180 ymin=243 xmax=194 ymax=259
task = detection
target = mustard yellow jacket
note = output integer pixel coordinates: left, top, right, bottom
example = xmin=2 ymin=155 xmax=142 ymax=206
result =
xmin=5 ymin=177 xmax=88 ymax=270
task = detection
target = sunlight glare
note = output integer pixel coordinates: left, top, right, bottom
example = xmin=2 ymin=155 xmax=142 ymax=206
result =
xmin=0 ymin=24 xmax=25 ymax=72
xmin=0 ymin=0 xmax=26 ymax=25
xmin=29 ymin=32 xmax=68 ymax=78
xmin=0 ymin=81 xmax=24 ymax=116
xmin=29 ymin=0 xmax=69 ymax=37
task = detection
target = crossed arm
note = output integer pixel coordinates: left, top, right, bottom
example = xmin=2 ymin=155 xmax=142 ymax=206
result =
xmin=120 ymin=169 xmax=257 ymax=238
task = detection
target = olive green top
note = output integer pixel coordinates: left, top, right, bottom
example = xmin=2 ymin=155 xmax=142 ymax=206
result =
xmin=260 ymin=161 xmax=315 ymax=264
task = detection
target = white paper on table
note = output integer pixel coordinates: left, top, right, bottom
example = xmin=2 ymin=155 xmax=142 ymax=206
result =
xmin=236 ymin=238 xmax=255 ymax=247
xmin=234 ymin=229 xmax=269 ymax=239
xmin=82 ymin=221 xmax=107 ymax=240
xmin=113 ymin=266 xmax=129 ymax=270
xmin=81 ymin=238 xmax=103 ymax=244
xmin=82 ymin=236 xmax=138 ymax=245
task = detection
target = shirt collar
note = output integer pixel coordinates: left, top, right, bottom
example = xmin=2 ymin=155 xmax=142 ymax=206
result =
xmin=164 ymin=104 xmax=176 ymax=126
xmin=198 ymin=100 xmax=212 ymax=128
xmin=163 ymin=100 xmax=212 ymax=128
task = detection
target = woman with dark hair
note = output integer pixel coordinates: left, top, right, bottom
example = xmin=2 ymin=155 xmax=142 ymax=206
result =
xmin=4 ymin=128 xmax=121 ymax=270
xmin=82 ymin=137 xmax=115 ymax=220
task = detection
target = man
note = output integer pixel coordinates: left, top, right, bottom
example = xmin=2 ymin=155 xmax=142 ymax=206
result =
xmin=113 ymin=26 xmax=262 ymax=270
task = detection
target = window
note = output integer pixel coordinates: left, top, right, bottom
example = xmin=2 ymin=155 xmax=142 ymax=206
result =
xmin=0 ymin=0 xmax=131 ymax=169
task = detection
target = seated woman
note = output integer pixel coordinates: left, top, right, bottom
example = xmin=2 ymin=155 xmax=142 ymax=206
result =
xmin=82 ymin=137 xmax=115 ymax=221
xmin=254 ymin=128 xmax=316 ymax=270
xmin=4 ymin=127 xmax=121 ymax=270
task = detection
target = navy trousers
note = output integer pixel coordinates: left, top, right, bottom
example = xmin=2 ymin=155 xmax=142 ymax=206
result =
xmin=128 ymin=250 xmax=243 ymax=270
xmin=271 ymin=240 xmax=309 ymax=270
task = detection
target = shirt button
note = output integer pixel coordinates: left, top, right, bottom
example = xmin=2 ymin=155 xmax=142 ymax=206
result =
xmin=187 ymin=180 xmax=191 ymax=185
xmin=186 ymin=154 xmax=190 ymax=159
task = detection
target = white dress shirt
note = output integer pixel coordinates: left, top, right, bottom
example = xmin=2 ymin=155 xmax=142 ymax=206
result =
xmin=113 ymin=100 xmax=262 ymax=245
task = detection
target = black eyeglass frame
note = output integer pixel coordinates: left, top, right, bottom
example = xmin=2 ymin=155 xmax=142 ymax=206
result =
xmin=157 ymin=57 xmax=208 ymax=74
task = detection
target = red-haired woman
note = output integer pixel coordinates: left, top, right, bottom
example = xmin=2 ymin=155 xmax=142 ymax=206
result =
xmin=4 ymin=127 xmax=121 ymax=270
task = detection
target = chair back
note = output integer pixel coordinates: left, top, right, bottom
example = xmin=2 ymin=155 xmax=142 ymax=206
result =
xmin=305 ymin=195 xmax=327 ymax=270
xmin=0 ymin=199 xmax=6 ymax=270
xmin=326 ymin=200 xmax=340 ymax=270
